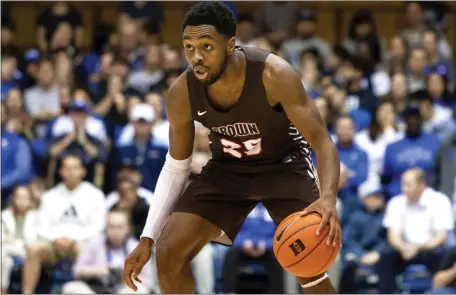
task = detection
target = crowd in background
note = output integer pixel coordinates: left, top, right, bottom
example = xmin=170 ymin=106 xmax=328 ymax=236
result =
xmin=1 ymin=1 xmax=456 ymax=294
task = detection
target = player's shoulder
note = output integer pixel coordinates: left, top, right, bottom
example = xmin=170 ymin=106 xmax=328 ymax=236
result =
xmin=262 ymin=53 xmax=297 ymax=84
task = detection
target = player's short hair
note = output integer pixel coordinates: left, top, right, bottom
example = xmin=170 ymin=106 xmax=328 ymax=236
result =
xmin=183 ymin=1 xmax=236 ymax=38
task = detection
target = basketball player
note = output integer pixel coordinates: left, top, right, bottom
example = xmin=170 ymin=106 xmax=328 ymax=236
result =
xmin=124 ymin=2 xmax=342 ymax=293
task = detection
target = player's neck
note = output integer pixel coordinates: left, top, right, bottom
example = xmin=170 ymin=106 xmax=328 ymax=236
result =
xmin=211 ymin=50 xmax=245 ymax=88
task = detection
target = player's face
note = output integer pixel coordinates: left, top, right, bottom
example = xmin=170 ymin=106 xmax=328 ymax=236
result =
xmin=183 ymin=25 xmax=235 ymax=85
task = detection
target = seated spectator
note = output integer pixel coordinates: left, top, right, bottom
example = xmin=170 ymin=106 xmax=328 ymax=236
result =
xmin=62 ymin=210 xmax=154 ymax=294
xmin=115 ymin=103 xmax=167 ymax=192
xmin=427 ymin=72 xmax=455 ymax=108
xmin=422 ymin=28 xmax=455 ymax=91
xmin=49 ymin=99 xmax=107 ymax=185
xmin=389 ymin=72 xmax=408 ymax=114
xmin=235 ymin=14 xmax=257 ymax=48
xmin=432 ymin=128 xmax=456 ymax=201
xmin=385 ymin=35 xmax=408 ymax=74
xmin=334 ymin=115 xmax=369 ymax=224
xmin=282 ymin=8 xmax=332 ymax=72
xmin=127 ymin=43 xmax=165 ymax=95
xmin=23 ymin=57 xmax=60 ymax=138
xmin=339 ymin=185 xmax=388 ymax=294
xmin=222 ymin=204 xmax=283 ymax=293
xmin=409 ymin=90 xmax=456 ymax=141
xmin=21 ymin=155 xmax=106 ymax=294
xmin=1 ymin=54 xmax=21 ymax=100
xmin=356 ymin=99 xmax=402 ymax=185
xmin=106 ymin=167 xmax=154 ymax=209
xmin=1 ymin=126 xmax=32 ymax=207
xmin=377 ymin=168 xmax=454 ymax=293
xmin=406 ymin=47 xmax=428 ymax=93
xmin=382 ymin=106 xmax=441 ymax=199
xmin=37 ymin=2 xmax=83 ymax=52
xmin=1 ymin=186 xmax=37 ymax=294
xmin=4 ymin=88 xmax=33 ymax=139
xmin=108 ymin=176 xmax=149 ymax=240
xmin=115 ymin=21 xmax=143 ymax=71
xmin=431 ymin=247 xmax=456 ymax=294
xmin=118 ymin=1 xmax=162 ymax=34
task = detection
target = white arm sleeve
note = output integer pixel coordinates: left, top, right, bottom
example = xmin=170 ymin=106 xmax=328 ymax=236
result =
xmin=140 ymin=153 xmax=192 ymax=242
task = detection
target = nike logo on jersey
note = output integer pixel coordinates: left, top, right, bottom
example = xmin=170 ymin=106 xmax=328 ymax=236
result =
xmin=198 ymin=111 xmax=207 ymax=116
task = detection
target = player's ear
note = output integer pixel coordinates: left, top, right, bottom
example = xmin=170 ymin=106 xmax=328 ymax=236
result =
xmin=227 ymin=36 xmax=236 ymax=55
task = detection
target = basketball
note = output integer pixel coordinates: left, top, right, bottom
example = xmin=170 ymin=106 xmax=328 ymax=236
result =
xmin=273 ymin=212 xmax=339 ymax=278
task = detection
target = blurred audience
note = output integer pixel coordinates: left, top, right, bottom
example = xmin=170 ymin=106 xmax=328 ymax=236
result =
xmin=431 ymin=247 xmax=456 ymax=294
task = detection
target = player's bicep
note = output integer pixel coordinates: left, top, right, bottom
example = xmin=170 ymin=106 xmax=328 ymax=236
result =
xmin=263 ymin=56 xmax=330 ymax=150
xmin=166 ymin=74 xmax=195 ymax=160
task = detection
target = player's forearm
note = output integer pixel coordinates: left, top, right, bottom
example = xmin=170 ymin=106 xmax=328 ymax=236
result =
xmin=140 ymin=153 xmax=192 ymax=243
xmin=315 ymin=142 xmax=340 ymax=202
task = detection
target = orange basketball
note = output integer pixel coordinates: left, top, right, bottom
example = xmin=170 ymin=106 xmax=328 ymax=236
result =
xmin=273 ymin=212 xmax=339 ymax=278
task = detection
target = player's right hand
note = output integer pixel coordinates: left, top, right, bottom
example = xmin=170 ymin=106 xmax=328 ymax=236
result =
xmin=123 ymin=238 xmax=154 ymax=291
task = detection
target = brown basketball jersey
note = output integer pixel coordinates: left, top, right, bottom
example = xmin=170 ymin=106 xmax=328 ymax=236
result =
xmin=186 ymin=46 xmax=315 ymax=177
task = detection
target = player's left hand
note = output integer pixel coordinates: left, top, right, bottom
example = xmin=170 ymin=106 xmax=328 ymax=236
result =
xmin=300 ymin=197 xmax=342 ymax=247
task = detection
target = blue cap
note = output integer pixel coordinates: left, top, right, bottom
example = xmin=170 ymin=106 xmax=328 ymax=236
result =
xmin=69 ymin=99 xmax=90 ymax=113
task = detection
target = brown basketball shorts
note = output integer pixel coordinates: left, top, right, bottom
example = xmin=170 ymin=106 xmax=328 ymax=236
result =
xmin=173 ymin=164 xmax=320 ymax=245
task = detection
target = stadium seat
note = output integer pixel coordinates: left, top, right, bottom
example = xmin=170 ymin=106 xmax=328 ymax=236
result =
xmin=355 ymin=264 xmax=380 ymax=294
xmin=397 ymin=264 xmax=433 ymax=294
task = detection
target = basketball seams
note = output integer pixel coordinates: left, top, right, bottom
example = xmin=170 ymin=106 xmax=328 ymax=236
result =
xmin=274 ymin=222 xmax=321 ymax=256
xmin=282 ymin=227 xmax=329 ymax=268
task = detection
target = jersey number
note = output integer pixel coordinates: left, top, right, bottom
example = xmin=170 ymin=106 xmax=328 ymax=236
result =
xmin=221 ymin=138 xmax=262 ymax=158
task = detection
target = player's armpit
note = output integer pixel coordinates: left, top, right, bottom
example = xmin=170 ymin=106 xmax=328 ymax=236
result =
xmin=262 ymin=54 xmax=340 ymax=198
xmin=166 ymin=72 xmax=195 ymax=160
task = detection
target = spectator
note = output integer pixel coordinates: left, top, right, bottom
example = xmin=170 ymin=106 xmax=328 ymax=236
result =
xmin=382 ymin=106 xmax=441 ymax=199
xmin=62 ymin=210 xmax=154 ymax=294
xmin=49 ymin=99 xmax=107 ymax=186
xmin=191 ymin=124 xmax=212 ymax=176
xmin=427 ymin=71 xmax=455 ymax=107
xmin=432 ymin=129 xmax=456 ymax=202
xmin=127 ymin=43 xmax=165 ymax=95
xmin=282 ymin=8 xmax=332 ymax=72
xmin=108 ymin=176 xmax=149 ymax=240
xmin=409 ymin=90 xmax=456 ymax=141
xmin=1 ymin=54 xmax=20 ymax=100
xmin=4 ymin=88 xmax=34 ymax=139
xmin=118 ymin=1 xmax=163 ymax=39
xmin=356 ymin=99 xmax=402 ymax=185
xmin=1 ymin=126 xmax=33 ymax=207
xmin=22 ymin=154 xmax=106 ymax=294
xmin=422 ymin=28 xmax=455 ymax=91
xmin=235 ymin=14 xmax=257 ymax=47
xmin=385 ymin=35 xmax=409 ymax=74
xmin=389 ymin=72 xmax=409 ymax=114
xmin=431 ymin=247 xmax=456 ymax=294
xmin=23 ymin=58 xmax=60 ymax=138
xmin=29 ymin=177 xmax=47 ymax=209
xmin=1 ymin=186 xmax=37 ymax=294
xmin=339 ymin=185 xmax=388 ymax=294
xmin=342 ymin=9 xmax=386 ymax=63
xmin=37 ymin=2 xmax=83 ymax=52
xmin=106 ymin=167 xmax=154 ymax=210
xmin=223 ymin=204 xmax=283 ymax=293
xmin=115 ymin=103 xmax=167 ymax=192
xmin=116 ymin=20 xmax=142 ymax=71
xmin=335 ymin=115 xmax=369 ymax=225
xmin=406 ymin=47 xmax=428 ymax=93
xmin=254 ymin=2 xmax=300 ymax=45
xmin=378 ymin=168 xmax=454 ymax=293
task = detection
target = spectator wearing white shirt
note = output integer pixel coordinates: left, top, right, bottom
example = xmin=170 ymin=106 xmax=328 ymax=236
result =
xmin=23 ymin=58 xmax=60 ymax=137
xmin=377 ymin=168 xmax=454 ymax=293
xmin=22 ymin=155 xmax=107 ymax=294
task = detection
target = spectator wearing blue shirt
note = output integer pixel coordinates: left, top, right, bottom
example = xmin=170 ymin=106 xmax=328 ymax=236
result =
xmin=1 ymin=129 xmax=32 ymax=208
xmin=1 ymin=54 xmax=21 ymax=101
xmin=115 ymin=103 xmax=167 ymax=192
xmin=335 ymin=115 xmax=369 ymax=225
xmin=339 ymin=184 xmax=388 ymax=294
xmin=382 ymin=106 xmax=441 ymax=199
xmin=222 ymin=204 xmax=283 ymax=293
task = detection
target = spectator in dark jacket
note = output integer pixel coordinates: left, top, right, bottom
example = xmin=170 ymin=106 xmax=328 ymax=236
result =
xmin=431 ymin=247 xmax=456 ymax=294
xmin=339 ymin=184 xmax=388 ymax=294
xmin=432 ymin=129 xmax=456 ymax=200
